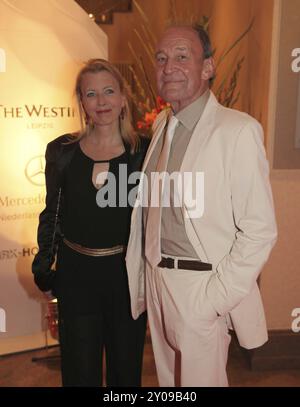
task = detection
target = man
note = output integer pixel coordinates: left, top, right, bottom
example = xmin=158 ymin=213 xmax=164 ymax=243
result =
xmin=125 ymin=25 xmax=277 ymax=386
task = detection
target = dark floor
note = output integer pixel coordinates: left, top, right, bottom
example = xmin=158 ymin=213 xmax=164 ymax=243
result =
xmin=0 ymin=334 xmax=300 ymax=387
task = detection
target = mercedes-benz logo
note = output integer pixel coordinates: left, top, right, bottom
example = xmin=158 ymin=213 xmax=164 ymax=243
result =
xmin=25 ymin=156 xmax=45 ymax=186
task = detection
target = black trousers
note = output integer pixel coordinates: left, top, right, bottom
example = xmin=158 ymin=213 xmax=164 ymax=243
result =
xmin=55 ymin=244 xmax=146 ymax=387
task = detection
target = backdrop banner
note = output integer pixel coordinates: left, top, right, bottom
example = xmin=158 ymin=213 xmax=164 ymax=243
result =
xmin=0 ymin=0 xmax=107 ymax=355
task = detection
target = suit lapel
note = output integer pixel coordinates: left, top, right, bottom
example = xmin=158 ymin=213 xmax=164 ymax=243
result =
xmin=141 ymin=109 xmax=169 ymax=173
xmin=180 ymin=91 xmax=218 ymax=174
xmin=130 ymin=109 xmax=169 ymax=222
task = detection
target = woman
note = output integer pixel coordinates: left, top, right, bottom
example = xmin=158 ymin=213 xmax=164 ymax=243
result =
xmin=32 ymin=59 xmax=148 ymax=387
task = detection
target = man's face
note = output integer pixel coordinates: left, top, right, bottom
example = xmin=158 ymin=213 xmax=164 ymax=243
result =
xmin=155 ymin=27 xmax=214 ymax=112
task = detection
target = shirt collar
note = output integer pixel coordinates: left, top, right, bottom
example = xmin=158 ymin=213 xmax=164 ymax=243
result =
xmin=175 ymin=89 xmax=210 ymax=131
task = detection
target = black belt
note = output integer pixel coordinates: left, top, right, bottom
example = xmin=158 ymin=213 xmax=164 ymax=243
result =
xmin=158 ymin=257 xmax=212 ymax=271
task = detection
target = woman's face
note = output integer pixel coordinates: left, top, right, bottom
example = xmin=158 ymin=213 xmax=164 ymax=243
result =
xmin=80 ymin=70 xmax=125 ymax=128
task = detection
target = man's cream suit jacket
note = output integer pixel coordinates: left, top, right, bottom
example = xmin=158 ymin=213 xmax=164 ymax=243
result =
xmin=125 ymin=91 xmax=277 ymax=349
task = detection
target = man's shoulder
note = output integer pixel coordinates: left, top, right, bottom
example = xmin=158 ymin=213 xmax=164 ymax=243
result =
xmin=213 ymin=98 xmax=262 ymax=134
xmin=219 ymin=105 xmax=258 ymax=124
xmin=210 ymin=90 xmax=253 ymax=121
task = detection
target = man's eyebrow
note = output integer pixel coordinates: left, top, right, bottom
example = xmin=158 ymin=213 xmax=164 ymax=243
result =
xmin=155 ymin=46 xmax=188 ymax=56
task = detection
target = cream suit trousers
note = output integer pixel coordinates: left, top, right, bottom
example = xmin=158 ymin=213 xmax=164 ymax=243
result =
xmin=146 ymin=256 xmax=231 ymax=387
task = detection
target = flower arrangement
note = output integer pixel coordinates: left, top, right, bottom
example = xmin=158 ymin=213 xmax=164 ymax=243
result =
xmin=137 ymin=96 xmax=171 ymax=130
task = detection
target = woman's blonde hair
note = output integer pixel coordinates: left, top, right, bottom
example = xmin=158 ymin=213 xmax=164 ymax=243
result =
xmin=73 ymin=58 xmax=138 ymax=153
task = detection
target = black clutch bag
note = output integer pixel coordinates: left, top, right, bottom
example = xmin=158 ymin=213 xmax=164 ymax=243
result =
xmin=33 ymin=188 xmax=62 ymax=293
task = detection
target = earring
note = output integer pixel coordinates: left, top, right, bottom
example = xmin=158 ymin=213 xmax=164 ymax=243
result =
xmin=86 ymin=116 xmax=94 ymax=125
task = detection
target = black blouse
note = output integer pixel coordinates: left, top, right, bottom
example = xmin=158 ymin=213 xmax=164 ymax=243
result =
xmin=62 ymin=144 xmax=135 ymax=248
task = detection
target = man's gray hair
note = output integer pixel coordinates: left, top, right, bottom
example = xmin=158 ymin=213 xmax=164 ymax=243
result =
xmin=192 ymin=24 xmax=213 ymax=59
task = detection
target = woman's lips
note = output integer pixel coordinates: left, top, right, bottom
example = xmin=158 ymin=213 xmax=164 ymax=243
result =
xmin=96 ymin=109 xmax=112 ymax=113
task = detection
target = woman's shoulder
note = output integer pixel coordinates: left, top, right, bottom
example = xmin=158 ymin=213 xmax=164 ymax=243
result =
xmin=46 ymin=133 xmax=79 ymax=162
xmin=47 ymin=133 xmax=78 ymax=149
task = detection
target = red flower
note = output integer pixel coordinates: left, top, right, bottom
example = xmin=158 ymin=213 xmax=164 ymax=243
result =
xmin=137 ymin=97 xmax=171 ymax=130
